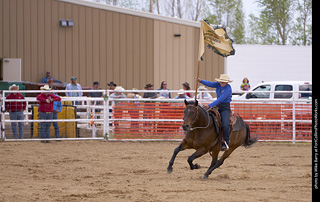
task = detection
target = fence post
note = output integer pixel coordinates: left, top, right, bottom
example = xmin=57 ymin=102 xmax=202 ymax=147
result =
xmin=292 ymin=100 xmax=296 ymax=144
xmin=104 ymin=90 xmax=110 ymax=141
xmin=1 ymin=91 xmax=6 ymax=141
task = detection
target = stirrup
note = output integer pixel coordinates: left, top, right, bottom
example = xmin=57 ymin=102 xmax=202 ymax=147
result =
xmin=221 ymin=141 xmax=229 ymax=151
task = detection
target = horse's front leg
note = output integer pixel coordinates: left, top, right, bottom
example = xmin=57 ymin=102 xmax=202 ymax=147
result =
xmin=202 ymin=146 xmax=235 ymax=179
xmin=167 ymin=142 xmax=187 ymax=174
xmin=187 ymin=147 xmax=207 ymax=170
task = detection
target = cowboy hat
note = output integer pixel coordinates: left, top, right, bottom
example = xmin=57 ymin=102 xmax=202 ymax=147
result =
xmin=198 ymin=86 xmax=208 ymax=91
xmin=215 ymin=74 xmax=233 ymax=83
xmin=9 ymin=84 xmax=19 ymax=90
xmin=40 ymin=85 xmax=52 ymax=91
xmin=114 ymin=86 xmax=125 ymax=91
xmin=178 ymin=89 xmax=185 ymax=95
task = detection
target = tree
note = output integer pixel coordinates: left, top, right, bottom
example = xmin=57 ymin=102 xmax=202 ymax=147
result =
xmin=257 ymin=0 xmax=294 ymax=45
xmin=290 ymin=0 xmax=312 ymax=45
xmin=205 ymin=0 xmax=246 ymax=44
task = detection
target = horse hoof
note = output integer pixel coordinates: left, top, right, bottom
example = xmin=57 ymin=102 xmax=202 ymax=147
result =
xmin=195 ymin=164 xmax=201 ymax=169
xmin=167 ymin=168 xmax=173 ymax=174
xmin=201 ymin=175 xmax=208 ymax=179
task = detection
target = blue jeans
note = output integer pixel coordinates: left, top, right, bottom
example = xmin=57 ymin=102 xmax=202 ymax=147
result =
xmin=9 ymin=111 xmax=24 ymax=139
xmin=52 ymin=112 xmax=60 ymax=138
xmin=39 ymin=112 xmax=53 ymax=139
xmin=218 ymin=103 xmax=231 ymax=145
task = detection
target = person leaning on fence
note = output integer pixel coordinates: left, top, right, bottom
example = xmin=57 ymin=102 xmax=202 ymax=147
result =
xmin=88 ymin=81 xmax=103 ymax=118
xmin=52 ymin=87 xmax=63 ymax=139
xmin=174 ymin=89 xmax=190 ymax=99
xmin=37 ymin=85 xmax=61 ymax=143
xmin=65 ymin=76 xmax=83 ymax=106
xmin=182 ymin=82 xmax=192 ymax=98
xmin=157 ymin=81 xmax=171 ymax=98
xmin=5 ymin=84 xmax=27 ymax=139
xmin=196 ymin=86 xmax=213 ymax=99
xmin=110 ymin=86 xmax=126 ymax=129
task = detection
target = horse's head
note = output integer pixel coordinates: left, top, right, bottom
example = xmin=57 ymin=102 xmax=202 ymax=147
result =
xmin=182 ymin=100 xmax=198 ymax=132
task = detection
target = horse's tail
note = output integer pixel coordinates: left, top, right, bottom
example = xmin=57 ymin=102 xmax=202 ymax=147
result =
xmin=243 ymin=123 xmax=258 ymax=148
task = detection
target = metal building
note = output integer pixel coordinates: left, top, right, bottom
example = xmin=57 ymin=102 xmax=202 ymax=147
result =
xmin=0 ymin=0 xmax=225 ymax=90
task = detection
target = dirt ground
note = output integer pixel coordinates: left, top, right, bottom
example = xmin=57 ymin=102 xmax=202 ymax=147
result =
xmin=0 ymin=141 xmax=312 ymax=202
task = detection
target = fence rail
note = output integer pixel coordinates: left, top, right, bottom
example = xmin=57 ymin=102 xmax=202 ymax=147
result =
xmin=0 ymin=89 xmax=312 ymax=143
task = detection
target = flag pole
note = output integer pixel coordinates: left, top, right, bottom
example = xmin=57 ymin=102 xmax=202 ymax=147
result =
xmin=194 ymin=60 xmax=201 ymax=102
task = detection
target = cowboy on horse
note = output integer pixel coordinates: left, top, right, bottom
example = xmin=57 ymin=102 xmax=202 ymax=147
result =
xmin=197 ymin=74 xmax=232 ymax=151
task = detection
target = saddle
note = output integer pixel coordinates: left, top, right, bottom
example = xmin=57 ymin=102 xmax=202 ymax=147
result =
xmin=208 ymin=107 xmax=245 ymax=142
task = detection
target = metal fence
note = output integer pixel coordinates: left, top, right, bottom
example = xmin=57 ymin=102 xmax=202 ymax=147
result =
xmin=0 ymin=89 xmax=312 ymax=143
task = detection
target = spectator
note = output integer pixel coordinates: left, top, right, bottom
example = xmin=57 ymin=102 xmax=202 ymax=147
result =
xmin=65 ymin=76 xmax=83 ymax=97
xmin=88 ymin=81 xmax=103 ymax=118
xmin=240 ymin=77 xmax=250 ymax=91
xmin=109 ymin=86 xmax=126 ymax=99
xmin=110 ymin=86 xmax=126 ymax=129
xmin=157 ymin=81 xmax=171 ymax=98
xmin=5 ymin=84 xmax=26 ymax=139
xmin=143 ymin=84 xmax=157 ymax=99
xmin=182 ymin=82 xmax=192 ymax=98
xmin=65 ymin=76 xmax=83 ymax=112
xmin=37 ymin=85 xmax=61 ymax=143
xmin=40 ymin=71 xmax=62 ymax=84
xmin=196 ymin=86 xmax=213 ymax=99
xmin=174 ymin=89 xmax=190 ymax=99
xmin=107 ymin=81 xmax=117 ymax=95
xmin=52 ymin=87 xmax=63 ymax=138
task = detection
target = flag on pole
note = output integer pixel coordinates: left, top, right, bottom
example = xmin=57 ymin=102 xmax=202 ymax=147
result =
xmin=198 ymin=19 xmax=235 ymax=58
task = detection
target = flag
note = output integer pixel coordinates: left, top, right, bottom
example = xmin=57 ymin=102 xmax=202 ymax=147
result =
xmin=199 ymin=20 xmax=235 ymax=58
xmin=198 ymin=21 xmax=205 ymax=61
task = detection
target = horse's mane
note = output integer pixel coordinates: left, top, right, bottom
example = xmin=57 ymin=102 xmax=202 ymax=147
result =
xmin=186 ymin=102 xmax=207 ymax=114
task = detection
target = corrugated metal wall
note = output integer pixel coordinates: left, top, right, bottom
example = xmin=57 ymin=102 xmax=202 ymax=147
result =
xmin=0 ymin=0 xmax=224 ymax=91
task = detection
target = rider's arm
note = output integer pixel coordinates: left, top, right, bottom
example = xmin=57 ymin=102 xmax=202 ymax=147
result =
xmin=200 ymin=80 xmax=219 ymax=88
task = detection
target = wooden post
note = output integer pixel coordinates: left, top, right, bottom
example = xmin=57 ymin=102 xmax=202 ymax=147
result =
xmin=194 ymin=60 xmax=201 ymax=102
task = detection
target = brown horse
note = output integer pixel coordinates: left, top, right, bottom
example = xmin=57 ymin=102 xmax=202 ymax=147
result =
xmin=167 ymin=100 xmax=257 ymax=179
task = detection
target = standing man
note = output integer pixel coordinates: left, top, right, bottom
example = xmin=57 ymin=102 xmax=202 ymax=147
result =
xmin=196 ymin=74 xmax=233 ymax=151
xmin=65 ymin=76 xmax=83 ymax=111
xmin=5 ymin=84 xmax=26 ymax=139
xmin=88 ymin=81 xmax=103 ymax=118
xmin=52 ymin=87 xmax=63 ymax=138
xmin=37 ymin=85 xmax=61 ymax=142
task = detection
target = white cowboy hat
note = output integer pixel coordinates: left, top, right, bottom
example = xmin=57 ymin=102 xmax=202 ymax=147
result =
xmin=114 ymin=86 xmax=125 ymax=91
xmin=9 ymin=84 xmax=19 ymax=90
xmin=198 ymin=86 xmax=208 ymax=91
xmin=40 ymin=85 xmax=52 ymax=91
xmin=178 ymin=89 xmax=185 ymax=95
xmin=215 ymin=74 xmax=233 ymax=83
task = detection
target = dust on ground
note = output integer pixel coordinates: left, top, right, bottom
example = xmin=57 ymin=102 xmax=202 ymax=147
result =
xmin=0 ymin=141 xmax=312 ymax=201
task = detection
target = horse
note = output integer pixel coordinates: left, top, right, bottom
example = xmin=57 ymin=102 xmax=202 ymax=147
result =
xmin=167 ymin=100 xmax=257 ymax=179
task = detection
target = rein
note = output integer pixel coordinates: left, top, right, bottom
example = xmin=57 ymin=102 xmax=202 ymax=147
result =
xmin=187 ymin=105 xmax=211 ymax=131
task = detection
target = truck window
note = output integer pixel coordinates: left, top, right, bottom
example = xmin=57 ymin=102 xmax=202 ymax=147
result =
xmin=274 ymin=85 xmax=293 ymax=99
xmin=246 ymin=85 xmax=271 ymax=99
xmin=299 ymin=84 xmax=312 ymax=98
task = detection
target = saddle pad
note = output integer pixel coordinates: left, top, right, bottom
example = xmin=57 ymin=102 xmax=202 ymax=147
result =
xmin=208 ymin=112 xmax=220 ymax=135
xmin=232 ymin=115 xmax=246 ymax=132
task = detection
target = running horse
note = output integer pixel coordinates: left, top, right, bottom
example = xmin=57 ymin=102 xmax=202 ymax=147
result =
xmin=167 ymin=100 xmax=257 ymax=179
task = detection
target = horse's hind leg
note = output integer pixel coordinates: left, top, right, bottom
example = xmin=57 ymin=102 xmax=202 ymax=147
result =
xmin=202 ymin=147 xmax=236 ymax=179
xmin=187 ymin=148 xmax=207 ymax=170
xmin=167 ymin=142 xmax=188 ymax=174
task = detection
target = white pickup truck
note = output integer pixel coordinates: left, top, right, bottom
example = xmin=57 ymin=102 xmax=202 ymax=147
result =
xmin=232 ymin=81 xmax=312 ymax=101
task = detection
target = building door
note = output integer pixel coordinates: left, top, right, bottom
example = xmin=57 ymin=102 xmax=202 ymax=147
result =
xmin=0 ymin=58 xmax=21 ymax=81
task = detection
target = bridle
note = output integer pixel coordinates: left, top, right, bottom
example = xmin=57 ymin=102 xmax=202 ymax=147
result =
xmin=185 ymin=105 xmax=211 ymax=131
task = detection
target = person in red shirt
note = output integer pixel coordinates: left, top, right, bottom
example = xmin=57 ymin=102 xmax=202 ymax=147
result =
xmin=36 ymin=85 xmax=61 ymax=142
xmin=5 ymin=84 xmax=26 ymax=139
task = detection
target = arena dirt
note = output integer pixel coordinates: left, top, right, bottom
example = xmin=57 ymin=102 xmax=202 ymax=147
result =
xmin=0 ymin=141 xmax=312 ymax=201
